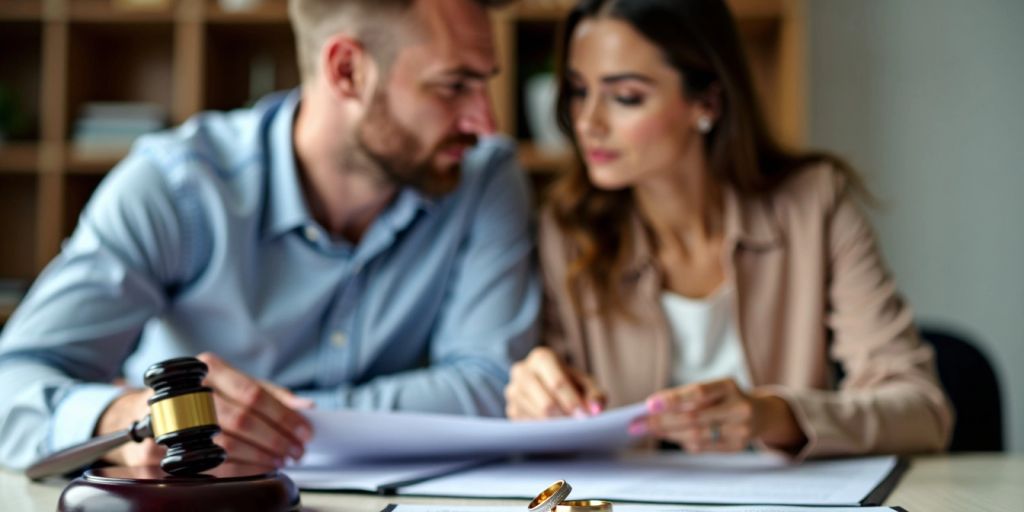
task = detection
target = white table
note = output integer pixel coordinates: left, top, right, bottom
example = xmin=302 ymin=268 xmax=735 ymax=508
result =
xmin=2 ymin=453 xmax=1021 ymax=511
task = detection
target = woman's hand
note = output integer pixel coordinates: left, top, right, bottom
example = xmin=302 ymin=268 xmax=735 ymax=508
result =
xmin=629 ymin=378 xmax=806 ymax=453
xmin=505 ymin=347 xmax=607 ymax=420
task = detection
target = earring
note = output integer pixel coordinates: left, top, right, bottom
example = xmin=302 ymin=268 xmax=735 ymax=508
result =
xmin=697 ymin=116 xmax=713 ymax=134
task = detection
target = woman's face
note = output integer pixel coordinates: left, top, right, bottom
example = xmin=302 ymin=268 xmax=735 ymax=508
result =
xmin=567 ymin=18 xmax=708 ymax=190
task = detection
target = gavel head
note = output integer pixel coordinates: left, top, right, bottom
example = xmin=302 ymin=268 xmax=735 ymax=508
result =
xmin=143 ymin=357 xmax=227 ymax=476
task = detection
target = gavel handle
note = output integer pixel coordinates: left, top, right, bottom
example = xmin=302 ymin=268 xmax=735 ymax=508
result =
xmin=25 ymin=415 xmax=153 ymax=480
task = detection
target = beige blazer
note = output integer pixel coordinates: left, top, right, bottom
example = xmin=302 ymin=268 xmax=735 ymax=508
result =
xmin=539 ymin=164 xmax=953 ymax=459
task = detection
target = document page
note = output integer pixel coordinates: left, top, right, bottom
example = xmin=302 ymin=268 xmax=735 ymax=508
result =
xmin=301 ymin=403 xmax=647 ymax=464
xmin=284 ymin=459 xmax=487 ymax=491
xmin=397 ymin=452 xmax=900 ymax=506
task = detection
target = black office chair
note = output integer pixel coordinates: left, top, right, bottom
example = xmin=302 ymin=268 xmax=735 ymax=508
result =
xmin=919 ymin=326 xmax=1004 ymax=452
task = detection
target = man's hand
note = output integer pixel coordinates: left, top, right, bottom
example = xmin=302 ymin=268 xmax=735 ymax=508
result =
xmin=197 ymin=352 xmax=314 ymax=467
xmin=96 ymin=352 xmax=315 ymax=468
xmin=97 ymin=388 xmax=162 ymax=467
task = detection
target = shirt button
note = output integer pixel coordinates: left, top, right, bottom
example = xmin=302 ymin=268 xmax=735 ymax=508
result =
xmin=304 ymin=226 xmax=320 ymax=243
xmin=330 ymin=331 xmax=348 ymax=348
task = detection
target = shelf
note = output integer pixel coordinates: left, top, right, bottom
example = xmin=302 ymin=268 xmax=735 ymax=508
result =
xmin=0 ymin=0 xmax=42 ymax=21
xmin=66 ymin=144 xmax=126 ymax=174
xmin=68 ymin=0 xmax=177 ymax=23
xmin=0 ymin=142 xmax=40 ymax=173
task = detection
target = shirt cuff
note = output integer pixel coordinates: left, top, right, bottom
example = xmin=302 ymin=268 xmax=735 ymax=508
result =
xmin=295 ymin=388 xmax=343 ymax=410
xmin=49 ymin=383 xmax=124 ymax=453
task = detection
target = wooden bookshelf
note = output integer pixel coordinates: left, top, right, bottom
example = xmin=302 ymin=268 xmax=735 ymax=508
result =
xmin=0 ymin=0 xmax=806 ymax=321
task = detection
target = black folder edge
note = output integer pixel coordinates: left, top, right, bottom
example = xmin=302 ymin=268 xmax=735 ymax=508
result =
xmin=861 ymin=456 xmax=910 ymax=506
xmin=379 ymin=505 xmax=910 ymax=511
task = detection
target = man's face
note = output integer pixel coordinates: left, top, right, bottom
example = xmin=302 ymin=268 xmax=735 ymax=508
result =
xmin=354 ymin=0 xmax=498 ymax=198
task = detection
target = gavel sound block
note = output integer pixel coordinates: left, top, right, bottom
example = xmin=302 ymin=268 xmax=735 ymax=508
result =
xmin=58 ymin=463 xmax=299 ymax=512
xmin=30 ymin=357 xmax=300 ymax=512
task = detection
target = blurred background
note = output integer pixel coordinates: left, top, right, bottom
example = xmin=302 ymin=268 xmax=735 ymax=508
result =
xmin=0 ymin=0 xmax=1020 ymax=452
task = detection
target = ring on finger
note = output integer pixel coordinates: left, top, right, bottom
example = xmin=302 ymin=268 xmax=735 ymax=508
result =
xmin=709 ymin=422 xmax=721 ymax=444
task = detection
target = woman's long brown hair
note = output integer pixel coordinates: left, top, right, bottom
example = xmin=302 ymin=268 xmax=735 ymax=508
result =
xmin=549 ymin=0 xmax=867 ymax=318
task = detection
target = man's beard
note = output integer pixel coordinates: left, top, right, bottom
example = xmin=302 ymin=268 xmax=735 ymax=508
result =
xmin=349 ymin=88 xmax=477 ymax=198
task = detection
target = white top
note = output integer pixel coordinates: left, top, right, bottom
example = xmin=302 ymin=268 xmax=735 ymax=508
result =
xmin=661 ymin=285 xmax=753 ymax=389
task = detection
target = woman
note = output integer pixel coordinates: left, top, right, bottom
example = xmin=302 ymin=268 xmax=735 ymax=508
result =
xmin=505 ymin=0 xmax=952 ymax=459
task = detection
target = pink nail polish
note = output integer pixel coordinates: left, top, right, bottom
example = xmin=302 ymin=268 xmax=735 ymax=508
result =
xmin=588 ymin=401 xmax=603 ymax=416
xmin=572 ymin=407 xmax=588 ymax=419
xmin=647 ymin=396 xmax=666 ymax=413
xmin=627 ymin=420 xmax=648 ymax=436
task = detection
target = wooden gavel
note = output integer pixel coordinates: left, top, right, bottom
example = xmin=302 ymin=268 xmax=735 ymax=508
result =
xmin=26 ymin=357 xmax=227 ymax=480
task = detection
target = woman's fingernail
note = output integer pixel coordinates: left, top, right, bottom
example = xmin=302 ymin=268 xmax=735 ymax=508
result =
xmin=572 ymin=407 xmax=588 ymax=419
xmin=588 ymin=401 xmax=603 ymax=416
xmin=647 ymin=396 xmax=666 ymax=413
xmin=295 ymin=425 xmax=312 ymax=442
xmin=627 ymin=419 xmax=648 ymax=436
xmin=288 ymin=445 xmax=304 ymax=460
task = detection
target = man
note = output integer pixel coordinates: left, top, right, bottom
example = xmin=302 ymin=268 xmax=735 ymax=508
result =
xmin=0 ymin=0 xmax=536 ymax=471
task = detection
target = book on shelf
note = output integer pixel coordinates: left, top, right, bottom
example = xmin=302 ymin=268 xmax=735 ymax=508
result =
xmin=72 ymin=101 xmax=167 ymax=156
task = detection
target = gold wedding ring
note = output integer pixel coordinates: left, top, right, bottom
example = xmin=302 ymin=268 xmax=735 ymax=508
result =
xmin=529 ymin=480 xmax=613 ymax=512
xmin=555 ymin=500 xmax=614 ymax=511
xmin=529 ymin=480 xmax=573 ymax=512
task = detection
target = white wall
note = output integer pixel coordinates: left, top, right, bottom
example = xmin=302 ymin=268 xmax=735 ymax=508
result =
xmin=807 ymin=0 xmax=1024 ymax=451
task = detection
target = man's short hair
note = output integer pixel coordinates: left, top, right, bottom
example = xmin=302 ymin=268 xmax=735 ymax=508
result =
xmin=289 ymin=0 xmax=518 ymax=81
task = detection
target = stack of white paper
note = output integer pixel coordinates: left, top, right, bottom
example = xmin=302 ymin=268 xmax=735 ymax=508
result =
xmin=397 ymin=452 xmax=900 ymax=507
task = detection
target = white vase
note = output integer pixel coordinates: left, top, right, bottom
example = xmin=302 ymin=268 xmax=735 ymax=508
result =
xmin=218 ymin=0 xmax=264 ymax=12
xmin=524 ymin=73 xmax=569 ymax=156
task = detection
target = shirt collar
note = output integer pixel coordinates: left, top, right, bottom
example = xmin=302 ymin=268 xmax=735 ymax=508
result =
xmin=263 ymin=89 xmax=310 ymax=240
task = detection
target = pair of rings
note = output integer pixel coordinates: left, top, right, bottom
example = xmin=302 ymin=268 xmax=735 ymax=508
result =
xmin=529 ymin=480 xmax=613 ymax=512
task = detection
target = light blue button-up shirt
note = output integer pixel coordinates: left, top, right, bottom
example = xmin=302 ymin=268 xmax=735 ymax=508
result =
xmin=0 ymin=90 xmax=539 ymax=469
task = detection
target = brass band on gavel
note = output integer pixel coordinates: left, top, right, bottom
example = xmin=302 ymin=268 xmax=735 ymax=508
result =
xmin=149 ymin=390 xmax=218 ymax=439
